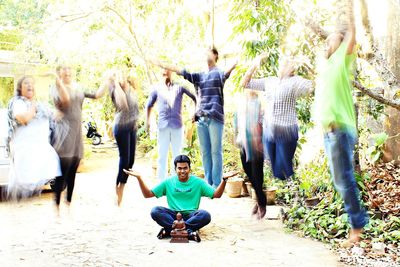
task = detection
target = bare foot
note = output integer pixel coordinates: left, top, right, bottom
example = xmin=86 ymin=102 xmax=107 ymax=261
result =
xmin=341 ymin=228 xmax=363 ymax=248
xmin=257 ymin=205 xmax=267 ymax=220
xmin=114 ymin=186 xmax=120 ymax=206
xmin=54 ymin=204 xmax=60 ymax=218
xmin=64 ymin=200 xmax=72 ymax=217
xmin=116 ymin=183 xmax=125 ymax=206
xmin=251 ymin=203 xmax=258 ymax=216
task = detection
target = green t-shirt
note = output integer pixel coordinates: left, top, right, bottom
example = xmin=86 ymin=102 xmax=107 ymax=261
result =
xmin=151 ymin=175 xmax=215 ymax=215
xmin=314 ymin=43 xmax=356 ymax=131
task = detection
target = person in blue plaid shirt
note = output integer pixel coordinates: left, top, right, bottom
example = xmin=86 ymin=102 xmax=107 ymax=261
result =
xmin=153 ymin=48 xmax=237 ymax=188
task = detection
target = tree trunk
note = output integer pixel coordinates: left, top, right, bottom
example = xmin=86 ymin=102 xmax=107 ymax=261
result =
xmin=382 ymin=1 xmax=400 ymax=164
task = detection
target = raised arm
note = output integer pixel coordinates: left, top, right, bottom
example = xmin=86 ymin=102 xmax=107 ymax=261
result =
xmin=151 ymin=59 xmax=202 ymax=85
xmin=224 ymin=60 xmax=238 ymax=79
xmin=93 ymin=74 xmax=113 ymax=99
xmin=213 ymin=171 xmax=239 ymax=198
xmin=345 ymin=0 xmax=356 ymax=55
xmin=39 ymin=71 xmax=70 ymax=108
xmin=241 ymin=52 xmax=268 ymax=88
xmin=110 ymin=73 xmax=129 ymax=111
xmin=123 ymin=169 xmax=155 ymax=198
xmin=151 ymin=59 xmax=182 ymax=74
xmin=55 ymin=75 xmax=70 ymax=108
xmin=213 ymin=180 xmax=227 ymax=198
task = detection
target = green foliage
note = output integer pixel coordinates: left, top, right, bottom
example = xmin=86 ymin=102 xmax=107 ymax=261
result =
xmin=298 ymin=154 xmax=331 ymax=199
xmin=0 ymin=77 xmax=14 ymax=108
xmin=0 ymin=0 xmax=49 ymax=31
xmin=286 ymin=195 xmax=349 ymax=243
xmin=363 ymin=216 xmax=400 ymax=245
xmin=283 ymin=157 xmax=399 ymax=248
xmin=0 ymin=30 xmax=22 ymax=50
xmin=366 ymin=132 xmax=389 ymax=164
xmin=183 ymin=125 xmax=204 ymax=177
xmin=296 ymin=96 xmax=314 ymax=135
xmin=286 ymin=195 xmax=400 ymax=247
xmin=365 ymin=97 xmax=385 ymax=120
xmin=222 ymin=112 xmax=241 ymax=172
xmin=136 ymin=130 xmax=156 ymax=156
xmin=229 ymin=0 xmax=293 ymax=78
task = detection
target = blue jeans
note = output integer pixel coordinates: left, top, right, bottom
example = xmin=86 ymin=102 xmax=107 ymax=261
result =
xmin=265 ymin=138 xmax=298 ymax=180
xmin=157 ymin=127 xmax=183 ymax=180
xmin=197 ymin=117 xmax=224 ymax=188
xmin=324 ymin=128 xmax=368 ymax=229
xmin=150 ymin=206 xmax=211 ymax=233
xmin=114 ymin=125 xmax=137 ymax=185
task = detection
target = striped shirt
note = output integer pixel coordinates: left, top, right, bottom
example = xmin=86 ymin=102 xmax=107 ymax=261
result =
xmin=246 ymin=76 xmax=312 ymax=141
xmin=180 ymin=67 xmax=229 ymax=124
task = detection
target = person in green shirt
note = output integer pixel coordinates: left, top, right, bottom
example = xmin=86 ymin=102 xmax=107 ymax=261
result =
xmin=314 ymin=0 xmax=368 ymax=248
xmin=124 ymin=155 xmax=230 ymax=242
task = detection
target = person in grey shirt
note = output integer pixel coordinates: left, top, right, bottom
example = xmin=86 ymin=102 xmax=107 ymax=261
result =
xmin=97 ymin=70 xmax=139 ymax=206
xmin=50 ymin=65 xmax=104 ymax=214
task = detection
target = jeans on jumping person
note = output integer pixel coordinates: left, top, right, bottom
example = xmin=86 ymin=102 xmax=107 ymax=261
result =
xmin=324 ymin=128 xmax=369 ymax=229
xmin=196 ymin=117 xmax=224 ymax=188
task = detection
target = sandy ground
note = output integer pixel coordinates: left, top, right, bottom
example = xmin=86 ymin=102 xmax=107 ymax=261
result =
xmin=0 ymin=144 xmax=345 ymax=267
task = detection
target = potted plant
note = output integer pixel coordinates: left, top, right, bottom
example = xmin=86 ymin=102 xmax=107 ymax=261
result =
xmin=301 ymin=180 xmax=321 ymax=208
xmin=225 ymin=176 xmax=244 ymax=198
xmin=264 ymin=186 xmax=278 ymax=205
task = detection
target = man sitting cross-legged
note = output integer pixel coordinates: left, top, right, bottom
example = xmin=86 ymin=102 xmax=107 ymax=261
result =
xmin=124 ymin=154 xmax=232 ymax=242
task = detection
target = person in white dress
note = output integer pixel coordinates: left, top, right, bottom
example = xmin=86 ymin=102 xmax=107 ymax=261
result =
xmin=6 ymin=76 xmax=61 ymax=198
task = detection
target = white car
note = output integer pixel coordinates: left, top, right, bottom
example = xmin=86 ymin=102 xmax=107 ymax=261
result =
xmin=0 ymin=108 xmax=10 ymax=188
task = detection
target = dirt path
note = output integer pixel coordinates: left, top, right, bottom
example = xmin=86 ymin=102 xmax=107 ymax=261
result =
xmin=0 ymin=144 xmax=344 ymax=267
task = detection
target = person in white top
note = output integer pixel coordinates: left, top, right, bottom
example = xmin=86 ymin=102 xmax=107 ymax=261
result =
xmin=6 ymin=76 xmax=61 ymax=199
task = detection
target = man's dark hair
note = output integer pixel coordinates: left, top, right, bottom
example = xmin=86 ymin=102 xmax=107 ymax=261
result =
xmin=174 ymin=154 xmax=191 ymax=168
xmin=209 ymin=47 xmax=219 ymax=62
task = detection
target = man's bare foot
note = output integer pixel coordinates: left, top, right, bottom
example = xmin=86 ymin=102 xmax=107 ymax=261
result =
xmin=341 ymin=228 xmax=363 ymax=248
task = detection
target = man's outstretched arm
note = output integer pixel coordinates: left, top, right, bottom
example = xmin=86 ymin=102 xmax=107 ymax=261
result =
xmin=123 ymin=169 xmax=155 ymax=198
xmin=224 ymin=60 xmax=238 ymax=79
xmin=213 ymin=171 xmax=239 ymax=198
xmin=241 ymin=52 xmax=268 ymax=88
xmin=150 ymin=59 xmax=201 ymax=85
xmin=151 ymin=59 xmax=182 ymax=75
